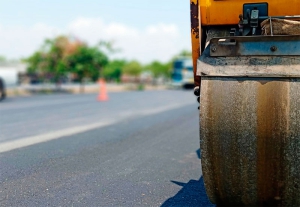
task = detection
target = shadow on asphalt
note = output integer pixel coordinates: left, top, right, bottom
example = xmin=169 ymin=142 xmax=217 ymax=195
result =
xmin=196 ymin=148 xmax=201 ymax=159
xmin=161 ymin=148 xmax=215 ymax=207
xmin=161 ymin=177 xmax=215 ymax=207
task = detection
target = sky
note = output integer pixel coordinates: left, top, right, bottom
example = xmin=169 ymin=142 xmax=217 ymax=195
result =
xmin=0 ymin=0 xmax=191 ymax=64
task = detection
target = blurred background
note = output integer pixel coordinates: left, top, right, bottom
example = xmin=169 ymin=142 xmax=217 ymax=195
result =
xmin=0 ymin=1 xmax=211 ymax=206
xmin=0 ymin=0 xmax=194 ymax=96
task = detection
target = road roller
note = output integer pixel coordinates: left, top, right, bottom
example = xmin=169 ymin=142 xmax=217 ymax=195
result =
xmin=190 ymin=0 xmax=300 ymax=206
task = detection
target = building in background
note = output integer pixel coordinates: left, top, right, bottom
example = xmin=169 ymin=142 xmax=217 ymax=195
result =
xmin=0 ymin=62 xmax=27 ymax=86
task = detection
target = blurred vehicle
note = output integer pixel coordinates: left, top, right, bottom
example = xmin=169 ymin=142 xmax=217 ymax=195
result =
xmin=0 ymin=68 xmax=19 ymax=101
xmin=0 ymin=68 xmax=19 ymax=86
xmin=0 ymin=77 xmax=6 ymax=101
xmin=171 ymin=57 xmax=193 ymax=89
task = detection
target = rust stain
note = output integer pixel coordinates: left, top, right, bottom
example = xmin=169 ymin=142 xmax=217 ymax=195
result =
xmin=201 ymin=78 xmax=260 ymax=205
xmin=204 ymin=79 xmax=221 ymax=203
xmin=190 ymin=0 xmax=201 ymax=87
xmin=201 ymin=78 xmax=296 ymax=205
xmin=256 ymin=80 xmax=290 ymax=206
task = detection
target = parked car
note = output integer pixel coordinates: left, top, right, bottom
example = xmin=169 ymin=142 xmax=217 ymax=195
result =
xmin=0 ymin=77 xmax=6 ymax=101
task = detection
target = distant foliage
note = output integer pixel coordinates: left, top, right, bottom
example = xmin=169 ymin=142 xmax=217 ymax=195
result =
xmin=25 ymin=35 xmax=109 ymax=85
xmin=122 ymin=61 xmax=143 ymax=77
xmin=25 ymin=36 xmax=191 ymax=85
xmin=103 ymin=60 xmax=127 ymax=82
xmin=177 ymin=50 xmax=192 ymax=57
xmin=64 ymin=45 xmax=108 ymax=83
xmin=0 ymin=56 xmax=6 ymax=63
xmin=145 ymin=61 xmax=171 ymax=79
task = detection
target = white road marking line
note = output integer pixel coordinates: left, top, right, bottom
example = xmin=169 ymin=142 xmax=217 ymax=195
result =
xmin=0 ymin=103 xmax=192 ymax=153
xmin=0 ymin=121 xmax=115 ymax=153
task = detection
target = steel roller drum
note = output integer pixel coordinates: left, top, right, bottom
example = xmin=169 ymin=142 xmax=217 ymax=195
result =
xmin=200 ymin=77 xmax=300 ymax=206
xmin=197 ymin=28 xmax=300 ymax=207
xmin=196 ymin=31 xmax=300 ymax=205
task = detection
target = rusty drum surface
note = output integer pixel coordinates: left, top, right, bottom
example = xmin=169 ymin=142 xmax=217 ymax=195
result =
xmin=200 ymin=77 xmax=300 ymax=206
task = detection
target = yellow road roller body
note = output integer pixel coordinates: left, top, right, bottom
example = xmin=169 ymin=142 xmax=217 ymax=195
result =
xmin=199 ymin=0 xmax=300 ymax=26
xmin=191 ymin=0 xmax=300 ymax=206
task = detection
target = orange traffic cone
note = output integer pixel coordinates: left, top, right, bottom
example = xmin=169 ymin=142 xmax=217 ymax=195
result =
xmin=97 ymin=79 xmax=108 ymax=101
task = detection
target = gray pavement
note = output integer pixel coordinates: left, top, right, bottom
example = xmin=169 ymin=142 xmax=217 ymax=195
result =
xmin=0 ymin=90 xmax=214 ymax=206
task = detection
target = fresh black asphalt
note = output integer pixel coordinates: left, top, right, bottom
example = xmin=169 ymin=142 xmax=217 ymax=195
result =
xmin=0 ymin=90 xmax=215 ymax=206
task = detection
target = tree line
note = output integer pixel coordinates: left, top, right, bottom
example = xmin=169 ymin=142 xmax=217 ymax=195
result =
xmin=24 ymin=35 xmax=191 ymax=85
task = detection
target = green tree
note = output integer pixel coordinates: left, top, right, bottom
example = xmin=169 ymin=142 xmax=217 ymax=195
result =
xmin=25 ymin=52 xmax=43 ymax=73
xmin=170 ymin=50 xmax=192 ymax=64
xmin=25 ymin=35 xmax=109 ymax=92
xmin=25 ymin=36 xmax=75 ymax=85
xmin=178 ymin=50 xmax=192 ymax=57
xmin=65 ymin=45 xmax=108 ymax=92
xmin=0 ymin=56 xmax=6 ymax=63
xmin=122 ymin=60 xmax=142 ymax=77
xmin=41 ymin=36 xmax=70 ymax=83
xmin=145 ymin=61 xmax=171 ymax=79
xmin=103 ymin=59 xmax=126 ymax=82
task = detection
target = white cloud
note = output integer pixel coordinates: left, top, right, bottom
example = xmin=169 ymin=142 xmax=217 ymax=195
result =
xmin=0 ymin=17 xmax=190 ymax=63
xmin=146 ymin=24 xmax=179 ymax=36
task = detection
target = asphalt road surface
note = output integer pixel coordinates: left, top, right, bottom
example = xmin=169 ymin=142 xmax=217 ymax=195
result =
xmin=0 ymin=90 xmax=215 ymax=207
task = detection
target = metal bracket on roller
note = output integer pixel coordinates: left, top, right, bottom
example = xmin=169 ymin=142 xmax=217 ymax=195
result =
xmin=209 ymin=35 xmax=300 ymax=57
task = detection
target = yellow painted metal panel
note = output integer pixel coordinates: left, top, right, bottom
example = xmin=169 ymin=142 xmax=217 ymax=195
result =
xmin=200 ymin=0 xmax=300 ymax=25
xmin=190 ymin=0 xmax=201 ymax=87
